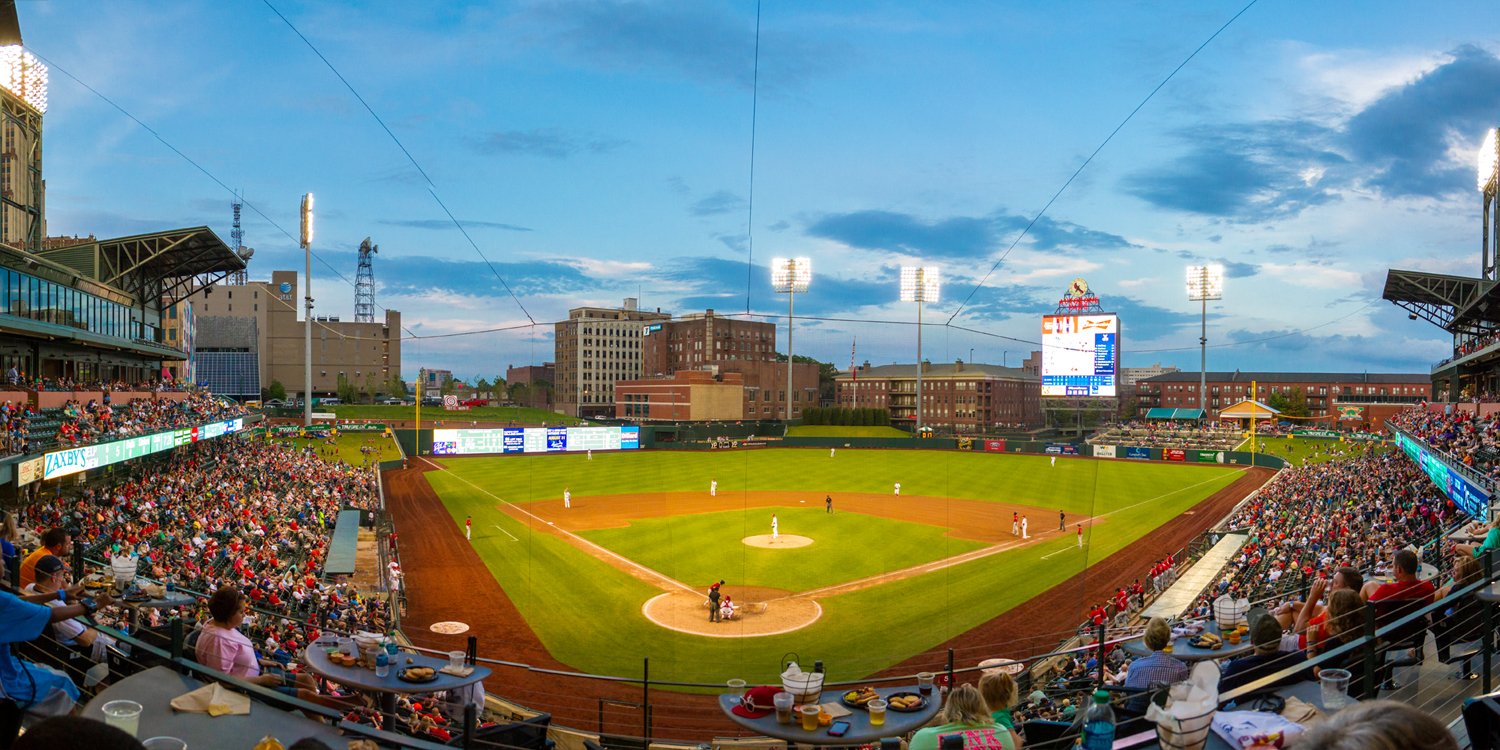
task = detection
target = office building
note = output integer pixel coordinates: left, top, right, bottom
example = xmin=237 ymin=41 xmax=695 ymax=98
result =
xmin=834 ymin=361 xmax=1042 ymax=431
xmin=554 ymin=298 xmax=670 ymax=418
xmin=1135 ymin=371 xmax=1431 ymax=428
xmin=639 ymin=309 xmax=819 ymax=420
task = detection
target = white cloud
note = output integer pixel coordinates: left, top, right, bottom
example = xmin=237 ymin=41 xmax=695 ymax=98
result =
xmin=1296 ymin=46 xmax=1449 ymax=115
xmin=1260 ymin=262 xmax=1362 ymax=289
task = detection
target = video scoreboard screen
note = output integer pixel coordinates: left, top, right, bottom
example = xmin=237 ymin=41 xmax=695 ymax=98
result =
xmin=431 ymin=426 xmax=641 ymax=456
xmin=1041 ymin=314 xmax=1118 ymax=397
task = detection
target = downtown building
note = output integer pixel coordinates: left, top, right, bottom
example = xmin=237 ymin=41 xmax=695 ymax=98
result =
xmin=623 ymin=308 xmax=820 ymax=421
xmin=833 ymin=361 xmax=1042 ymax=431
xmin=554 ymin=298 xmax=671 ymax=418
xmin=1135 ymin=371 xmax=1431 ymax=429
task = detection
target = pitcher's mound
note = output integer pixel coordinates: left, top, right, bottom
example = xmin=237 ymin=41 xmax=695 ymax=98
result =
xmin=743 ymin=534 xmax=813 ymax=548
xmin=643 ymin=586 xmax=822 ymax=637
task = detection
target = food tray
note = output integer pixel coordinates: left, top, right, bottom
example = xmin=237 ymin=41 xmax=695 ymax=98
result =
xmin=398 ymin=668 xmax=439 ymax=683
xmin=884 ymin=691 xmax=927 ymax=713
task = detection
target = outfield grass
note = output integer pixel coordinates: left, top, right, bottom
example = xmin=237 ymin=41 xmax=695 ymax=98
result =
xmin=1247 ymin=436 xmax=1387 ymax=465
xmin=786 ymin=425 xmax=910 ymax=438
xmin=581 ymin=508 xmax=986 ymax=591
xmin=425 ymin=449 xmax=1246 ymax=683
xmin=329 ymin=404 xmax=585 ymax=425
xmin=272 ymin=432 xmax=403 ymax=465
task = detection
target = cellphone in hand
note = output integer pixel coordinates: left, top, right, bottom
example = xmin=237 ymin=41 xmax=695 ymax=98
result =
xmin=827 ymin=721 xmax=851 ymax=737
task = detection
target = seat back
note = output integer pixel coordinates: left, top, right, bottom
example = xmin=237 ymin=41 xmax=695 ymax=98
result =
xmin=463 ymin=713 xmax=553 ymax=750
xmin=1020 ymin=720 xmax=1075 ymax=748
xmin=1371 ymin=596 xmax=1430 ymax=649
xmin=0 ymin=699 xmax=20 ymax=750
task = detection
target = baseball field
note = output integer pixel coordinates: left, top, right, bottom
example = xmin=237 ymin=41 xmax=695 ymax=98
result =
xmin=394 ymin=448 xmax=1258 ymax=687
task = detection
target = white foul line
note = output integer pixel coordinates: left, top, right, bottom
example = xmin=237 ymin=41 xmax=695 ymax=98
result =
xmin=491 ymin=524 xmax=518 ymax=542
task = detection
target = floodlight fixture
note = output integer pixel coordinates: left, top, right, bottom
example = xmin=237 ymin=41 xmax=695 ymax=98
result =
xmin=1185 ymin=264 xmax=1224 ymax=301
xmin=0 ymin=46 xmax=48 ymax=113
xmin=771 ymin=257 xmax=811 ymax=293
xmin=899 ymin=265 xmax=942 ymax=431
xmin=300 ymin=193 xmax=315 ymax=248
xmin=1480 ymin=128 xmax=1500 ymax=193
xmin=899 ymin=266 xmax=941 ymax=303
xmin=1186 ymin=263 xmax=1225 ymax=414
xmin=771 ymin=257 xmax=812 ymax=421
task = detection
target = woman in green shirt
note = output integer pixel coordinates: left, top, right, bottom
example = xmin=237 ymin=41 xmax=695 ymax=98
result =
xmin=979 ymin=671 xmax=1018 ymax=731
xmin=908 ymin=684 xmax=1017 ymax=750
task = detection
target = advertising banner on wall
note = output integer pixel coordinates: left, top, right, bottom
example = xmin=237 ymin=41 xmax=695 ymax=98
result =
xmin=1163 ymin=449 xmax=1187 ymax=462
xmin=1125 ymin=446 xmax=1151 ymax=460
xmin=430 ymin=426 xmax=643 ymax=456
xmin=984 ymin=439 xmax=1007 ymax=453
xmin=1044 ymin=443 xmax=1079 ymax=455
xmin=1094 ymin=445 xmax=1116 ymax=458
xmin=43 ymin=417 xmax=246 ymax=481
xmin=1192 ymin=450 xmax=1224 ymax=463
xmin=17 ymin=457 xmax=42 ymax=486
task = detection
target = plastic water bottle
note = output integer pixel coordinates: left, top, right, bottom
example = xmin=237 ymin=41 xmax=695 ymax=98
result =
xmin=1079 ymin=690 xmax=1115 ymax=749
xmin=375 ymin=651 xmax=390 ymax=678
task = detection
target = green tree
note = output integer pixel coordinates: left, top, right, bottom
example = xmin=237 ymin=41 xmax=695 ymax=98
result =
xmin=1282 ymin=386 xmax=1311 ymax=418
xmin=362 ymin=371 xmax=379 ymax=403
xmin=266 ymin=380 xmax=287 ymax=402
xmin=385 ymin=373 xmax=406 ymax=401
xmin=439 ymin=377 xmax=456 ymax=397
xmin=336 ymin=374 xmax=358 ymax=404
xmin=474 ymin=377 xmax=491 ymax=397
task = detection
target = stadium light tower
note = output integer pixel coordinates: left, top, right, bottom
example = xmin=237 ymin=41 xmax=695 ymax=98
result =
xmin=771 ymin=258 xmax=811 ymax=421
xmin=301 ymin=193 xmax=315 ymax=427
xmin=900 ymin=266 xmax=941 ymax=431
xmin=1478 ymin=128 xmax=1500 ymax=282
xmin=1186 ymin=264 xmax=1224 ymax=416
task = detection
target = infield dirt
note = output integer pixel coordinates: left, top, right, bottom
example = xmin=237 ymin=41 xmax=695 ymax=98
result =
xmin=386 ymin=461 xmax=1272 ymax=740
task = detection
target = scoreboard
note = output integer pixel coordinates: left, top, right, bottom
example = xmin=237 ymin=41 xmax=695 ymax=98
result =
xmin=1041 ymin=314 xmax=1118 ymax=397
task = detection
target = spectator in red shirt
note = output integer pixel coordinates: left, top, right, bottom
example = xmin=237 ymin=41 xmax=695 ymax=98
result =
xmin=1363 ymin=549 xmax=1435 ymax=603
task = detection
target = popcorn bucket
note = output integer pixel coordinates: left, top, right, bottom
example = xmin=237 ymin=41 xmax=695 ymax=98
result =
xmin=1155 ymin=704 xmax=1215 ymax=750
xmin=111 ymin=555 xmax=139 ymax=588
xmin=780 ymin=662 xmax=825 ymax=703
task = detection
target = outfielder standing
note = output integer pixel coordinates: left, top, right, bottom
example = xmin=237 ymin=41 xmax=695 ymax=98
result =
xmin=564 ymin=488 xmax=571 ymax=509
xmin=894 ymin=482 xmax=901 ymax=496
xmin=711 ymin=479 xmax=718 ymax=497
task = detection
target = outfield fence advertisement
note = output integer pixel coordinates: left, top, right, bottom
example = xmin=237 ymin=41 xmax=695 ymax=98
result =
xmin=1093 ymin=445 xmax=1116 ymax=458
xmin=43 ymin=417 xmax=247 ymax=481
xmin=1163 ymin=448 xmax=1186 ymax=462
xmin=984 ymin=439 xmax=1007 ymax=453
xmin=431 ymin=426 xmax=641 ymax=456
xmin=1125 ymin=446 xmax=1151 ymax=460
xmin=1393 ymin=430 xmax=1489 ymax=518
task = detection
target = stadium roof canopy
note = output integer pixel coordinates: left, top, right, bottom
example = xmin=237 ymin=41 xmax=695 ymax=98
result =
xmin=1217 ymin=400 xmax=1280 ymax=420
xmin=1382 ymin=269 xmax=1498 ymax=336
xmin=37 ymin=226 xmax=245 ymax=304
xmin=1144 ymin=407 xmax=1205 ymax=420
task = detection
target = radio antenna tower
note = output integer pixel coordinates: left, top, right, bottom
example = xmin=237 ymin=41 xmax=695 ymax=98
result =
xmin=228 ymin=193 xmax=248 ymax=285
xmin=355 ymin=237 xmax=377 ymax=323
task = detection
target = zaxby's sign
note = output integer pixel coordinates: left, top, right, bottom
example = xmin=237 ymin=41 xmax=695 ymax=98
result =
xmin=43 ymin=418 xmax=245 ymax=481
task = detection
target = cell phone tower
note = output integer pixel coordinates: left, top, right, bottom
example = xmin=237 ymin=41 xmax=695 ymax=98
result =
xmin=355 ymin=236 xmax=377 ymax=323
xmin=228 ymin=194 xmax=248 ymax=284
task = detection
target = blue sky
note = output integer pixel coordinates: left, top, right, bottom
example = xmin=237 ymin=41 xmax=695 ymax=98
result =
xmin=20 ymin=1 xmax=1500 ymax=380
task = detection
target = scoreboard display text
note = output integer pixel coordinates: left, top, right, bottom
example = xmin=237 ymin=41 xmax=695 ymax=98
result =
xmin=1041 ymin=314 xmax=1118 ymax=397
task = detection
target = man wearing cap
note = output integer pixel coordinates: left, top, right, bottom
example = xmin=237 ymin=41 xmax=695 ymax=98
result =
xmin=1218 ymin=607 xmax=1311 ymax=693
xmin=25 ymin=555 xmax=116 ymax=681
xmin=0 ymin=576 xmax=110 ymax=722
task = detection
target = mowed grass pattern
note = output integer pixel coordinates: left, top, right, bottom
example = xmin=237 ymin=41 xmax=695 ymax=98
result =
xmin=580 ymin=508 xmax=987 ymax=591
xmin=423 ymin=449 xmax=1246 ymax=684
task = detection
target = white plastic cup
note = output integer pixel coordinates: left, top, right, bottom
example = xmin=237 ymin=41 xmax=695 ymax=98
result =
xmin=448 ymin=650 xmax=466 ymax=670
xmin=142 ymin=739 xmax=187 ymax=750
xmin=1320 ymin=668 xmax=1351 ymax=710
xmin=773 ymin=692 xmax=795 ymax=724
xmin=102 ymin=699 xmax=143 ymax=737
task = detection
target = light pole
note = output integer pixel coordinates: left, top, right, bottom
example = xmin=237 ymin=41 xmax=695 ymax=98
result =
xmin=300 ymin=193 xmax=314 ymax=427
xmin=1186 ymin=264 xmax=1224 ymax=416
xmin=900 ymin=266 xmax=940 ymax=432
xmin=771 ymin=258 xmax=811 ymax=422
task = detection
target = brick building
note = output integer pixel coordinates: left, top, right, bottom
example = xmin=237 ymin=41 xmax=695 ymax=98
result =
xmin=554 ymin=298 xmax=671 ymax=418
xmin=833 ymin=361 xmax=1042 ymax=431
xmin=639 ymin=309 xmax=820 ymax=420
xmin=1136 ymin=371 xmax=1432 ymax=429
xmin=616 ymin=370 xmax=745 ymax=421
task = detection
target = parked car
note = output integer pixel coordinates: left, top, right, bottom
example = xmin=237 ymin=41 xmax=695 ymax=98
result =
xmin=381 ymin=397 xmax=405 ymax=405
xmin=264 ymin=399 xmax=285 ymax=408
xmin=460 ymin=398 xmax=490 ymax=407
xmin=320 ymin=397 xmax=342 ymax=406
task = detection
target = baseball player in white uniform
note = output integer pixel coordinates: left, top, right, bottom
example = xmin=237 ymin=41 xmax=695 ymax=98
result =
xmin=1021 ymin=515 xmax=1029 ymax=539
xmin=771 ymin=514 xmax=779 ymax=543
xmin=830 ymin=447 xmax=836 ymax=458
xmin=711 ymin=479 xmax=718 ymax=497
xmin=564 ymin=488 xmax=571 ymax=509
xmin=894 ymin=482 xmax=901 ymax=496
xmin=1051 ymin=455 xmax=1057 ymax=467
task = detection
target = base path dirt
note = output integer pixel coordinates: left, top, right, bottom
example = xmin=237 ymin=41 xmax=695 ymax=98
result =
xmin=385 ymin=462 xmax=1274 ymax=741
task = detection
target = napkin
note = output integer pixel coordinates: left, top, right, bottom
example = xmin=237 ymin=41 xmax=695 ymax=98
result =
xmin=439 ymin=664 xmax=473 ymax=677
xmin=170 ymin=682 xmax=251 ymax=716
xmin=819 ymin=702 xmax=851 ymax=718
xmin=1145 ymin=661 xmax=1218 ymax=749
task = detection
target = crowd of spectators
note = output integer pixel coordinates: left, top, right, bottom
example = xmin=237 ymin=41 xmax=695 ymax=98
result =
xmin=3 ymin=365 xmax=188 ymax=393
xmin=13 ymin=438 xmax=395 ymax=685
xmin=1 ymin=398 xmax=35 ymax=456
xmin=1387 ymin=405 xmax=1500 ymax=481
xmin=53 ymin=390 xmax=246 ymax=448
xmin=1091 ymin=420 xmax=1243 ymax=450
